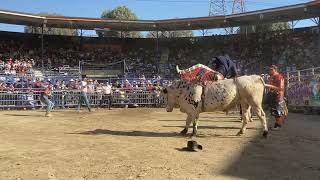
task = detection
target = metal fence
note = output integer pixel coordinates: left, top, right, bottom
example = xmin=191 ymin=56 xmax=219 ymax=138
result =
xmin=0 ymin=89 xmax=163 ymax=109
xmin=286 ymin=67 xmax=320 ymax=112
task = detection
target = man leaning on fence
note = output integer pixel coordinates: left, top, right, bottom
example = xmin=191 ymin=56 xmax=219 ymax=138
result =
xmin=40 ymin=84 xmax=54 ymax=117
xmin=102 ymin=82 xmax=112 ymax=110
xmin=77 ymin=78 xmax=92 ymax=112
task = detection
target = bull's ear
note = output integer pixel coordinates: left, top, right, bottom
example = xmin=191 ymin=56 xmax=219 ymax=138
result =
xmin=163 ymin=88 xmax=168 ymax=94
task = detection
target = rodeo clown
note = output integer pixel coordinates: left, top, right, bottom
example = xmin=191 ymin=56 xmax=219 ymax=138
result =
xmin=40 ymin=83 xmax=54 ymax=117
xmin=265 ymin=65 xmax=288 ymax=130
xmin=176 ymin=55 xmax=238 ymax=83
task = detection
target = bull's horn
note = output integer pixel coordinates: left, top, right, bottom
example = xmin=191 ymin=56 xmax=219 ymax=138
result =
xmin=176 ymin=65 xmax=181 ymax=74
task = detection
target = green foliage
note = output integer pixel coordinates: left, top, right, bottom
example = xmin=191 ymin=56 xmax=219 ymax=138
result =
xmin=146 ymin=30 xmax=194 ymax=38
xmin=97 ymin=6 xmax=142 ymax=38
xmin=238 ymin=22 xmax=291 ymax=34
xmin=24 ymin=13 xmax=78 ymax=36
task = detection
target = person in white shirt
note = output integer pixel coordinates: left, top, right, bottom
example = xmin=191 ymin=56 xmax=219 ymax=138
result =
xmin=10 ymin=68 xmax=16 ymax=75
xmin=77 ymin=78 xmax=91 ymax=112
xmin=102 ymin=82 xmax=112 ymax=110
xmin=87 ymin=79 xmax=95 ymax=94
xmin=96 ymin=83 xmax=103 ymax=108
xmin=4 ymin=68 xmax=10 ymax=75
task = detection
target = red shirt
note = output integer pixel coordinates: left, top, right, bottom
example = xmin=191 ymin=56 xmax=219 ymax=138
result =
xmin=34 ymin=81 xmax=43 ymax=88
xmin=44 ymin=87 xmax=52 ymax=96
xmin=268 ymin=72 xmax=285 ymax=99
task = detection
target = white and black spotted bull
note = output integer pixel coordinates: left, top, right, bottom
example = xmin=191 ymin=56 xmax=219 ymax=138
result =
xmin=162 ymin=75 xmax=268 ymax=137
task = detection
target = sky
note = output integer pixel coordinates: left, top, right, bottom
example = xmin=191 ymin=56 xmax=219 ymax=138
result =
xmin=0 ymin=0 xmax=316 ymax=36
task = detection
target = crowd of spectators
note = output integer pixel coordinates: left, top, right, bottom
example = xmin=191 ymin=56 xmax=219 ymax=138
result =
xmin=0 ymin=27 xmax=319 ymax=109
xmin=0 ymin=26 xmax=319 ymax=81
xmin=0 ymin=34 xmax=159 ymax=78
xmin=0 ymin=73 xmax=165 ymax=94
xmin=0 ymin=57 xmax=35 ymax=76
xmin=165 ymin=28 xmax=319 ymax=75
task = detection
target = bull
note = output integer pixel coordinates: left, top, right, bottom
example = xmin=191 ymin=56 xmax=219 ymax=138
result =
xmin=162 ymin=75 xmax=268 ymax=137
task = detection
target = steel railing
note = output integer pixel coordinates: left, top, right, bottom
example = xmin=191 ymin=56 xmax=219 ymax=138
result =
xmin=0 ymin=89 xmax=163 ymax=109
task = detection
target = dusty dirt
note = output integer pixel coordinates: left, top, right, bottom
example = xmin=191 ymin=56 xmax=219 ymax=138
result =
xmin=0 ymin=108 xmax=320 ymax=180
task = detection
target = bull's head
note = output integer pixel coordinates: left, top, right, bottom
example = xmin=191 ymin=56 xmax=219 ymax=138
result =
xmin=162 ymin=86 xmax=179 ymax=112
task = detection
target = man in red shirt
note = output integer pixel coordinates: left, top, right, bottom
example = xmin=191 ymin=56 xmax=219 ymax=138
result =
xmin=265 ymin=65 xmax=287 ymax=130
xmin=40 ymin=84 xmax=54 ymax=117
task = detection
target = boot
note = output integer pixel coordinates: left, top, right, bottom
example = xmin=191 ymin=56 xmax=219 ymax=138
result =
xmin=45 ymin=112 xmax=52 ymax=117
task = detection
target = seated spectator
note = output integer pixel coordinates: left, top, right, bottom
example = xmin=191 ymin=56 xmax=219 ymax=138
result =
xmin=0 ymin=83 xmax=5 ymax=91
xmin=8 ymin=83 xmax=15 ymax=92
xmin=10 ymin=68 xmax=16 ymax=75
xmin=4 ymin=67 xmax=10 ymax=75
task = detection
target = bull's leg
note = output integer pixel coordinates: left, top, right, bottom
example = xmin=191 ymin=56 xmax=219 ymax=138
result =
xmin=252 ymin=105 xmax=268 ymax=138
xmin=191 ymin=114 xmax=200 ymax=137
xmin=180 ymin=114 xmax=193 ymax=135
xmin=237 ymin=103 xmax=250 ymax=136
xmin=248 ymin=106 xmax=254 ymax=122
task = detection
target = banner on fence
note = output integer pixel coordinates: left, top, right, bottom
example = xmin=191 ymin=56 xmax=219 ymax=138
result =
xmin=288 ymin=76 xmax=320 ymax=107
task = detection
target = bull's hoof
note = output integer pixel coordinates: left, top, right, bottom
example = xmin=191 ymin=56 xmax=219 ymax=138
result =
xmin=192 ymin=130 xmax=197 ymax=137
xmin=263 ymin=131 xmax=268 ymax=138
xmin=236 ymin=130 xmax=244 ymax=136
xmin=180 ymin=128 xmax=188 ymax=135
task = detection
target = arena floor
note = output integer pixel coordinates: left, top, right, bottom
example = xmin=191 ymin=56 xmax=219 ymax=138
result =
xmin=0 ymin=108 xmax=319 ymax=180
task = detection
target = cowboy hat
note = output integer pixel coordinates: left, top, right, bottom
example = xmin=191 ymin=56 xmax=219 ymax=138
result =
xmin=180 ymin=140 xmax=203 ymax=152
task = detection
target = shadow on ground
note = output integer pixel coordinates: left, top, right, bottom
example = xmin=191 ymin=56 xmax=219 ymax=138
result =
xmin=221 ymin=114 xmax=320 ymax=179
xmin=162 ymin=125 xmax=260 ymax=130
xmin=3 ymin=114 xmax=40 ymax=117
xmin=158 ymin=119 xmax=242 ymax=123
xmin=68 ymin=128 xmax=253 ymax=139
xmin=67 ymin=129 xmax=181 ymax=138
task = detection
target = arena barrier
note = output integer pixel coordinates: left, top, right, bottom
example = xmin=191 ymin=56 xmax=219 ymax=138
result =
xmin=0 ymin=89 xmax=163 ymax=109
xmin=286 ymin=67 xmax=320 ymax=112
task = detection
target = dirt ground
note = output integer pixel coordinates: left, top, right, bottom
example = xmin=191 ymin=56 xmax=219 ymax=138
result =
xmin=0 ymin=108 xmax=320 ymax=180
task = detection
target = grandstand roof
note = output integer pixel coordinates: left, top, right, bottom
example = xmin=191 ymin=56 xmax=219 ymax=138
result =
xmin=0 ymin=1 xmax=319 ymax=31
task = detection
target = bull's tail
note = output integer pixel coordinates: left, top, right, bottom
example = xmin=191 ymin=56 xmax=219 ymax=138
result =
xmin=259 ymin=76 xmax=266 ymax=87
xmin=176 ymin=65 xmax=182 ymax=74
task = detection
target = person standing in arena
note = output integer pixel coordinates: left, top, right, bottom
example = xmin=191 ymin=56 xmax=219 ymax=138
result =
xmin=96 ymin=83 xmax=103 ymax=108
xmin=40 ymin=84 xmax=54 ymax=117
xmin=265 ymin=65 xmax=287 ymax=130
xmin=102 ymin=82 xmax=113 ymax=110
xmin=77 ymin=78 xmax=92 ymax=112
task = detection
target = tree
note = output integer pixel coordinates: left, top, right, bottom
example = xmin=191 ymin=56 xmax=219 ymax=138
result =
xmin=255 ymin=22 xmax=291 ymax=32
xmin=146 ymin=30 xmax=194 ymax=38
xmin=97 ymin=6 xmax=142 ymax=38
xmin=24 ymin=13 xmax=78 ymax=36
xmin=238 ymin=22 xmax=291 ymax=34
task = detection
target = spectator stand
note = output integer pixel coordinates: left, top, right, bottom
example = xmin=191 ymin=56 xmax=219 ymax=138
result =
xmin=80 ymin=60 xmax=126 ymax=79
xmin=286 ymin=67 xmax=320 ymax=114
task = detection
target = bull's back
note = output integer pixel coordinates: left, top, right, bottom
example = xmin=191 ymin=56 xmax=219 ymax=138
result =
xmin=236 ymin=75 xmax=265 ymax=104
xmin=203 ymin=79 xmax=238 ymax=111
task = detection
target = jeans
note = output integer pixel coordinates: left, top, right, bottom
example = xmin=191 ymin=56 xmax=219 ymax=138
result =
xmin=267 ymin=92 xmax=285 ymax=117
xmin=40 ymin=95 xmax=54 ymax=113
xmin=77 ymin=92 xmax=91 ymax=111
xmin=102 ymin=94 xmax=112 ymax=109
